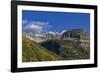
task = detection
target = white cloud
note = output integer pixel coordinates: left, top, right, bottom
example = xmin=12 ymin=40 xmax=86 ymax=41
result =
xmin=24 ymin=24 xmax=43 ymax=33
xmin=31 ymin=21 xmax=49 ymax=26
xmin=23 ymin=21 xmax=50 ymax=34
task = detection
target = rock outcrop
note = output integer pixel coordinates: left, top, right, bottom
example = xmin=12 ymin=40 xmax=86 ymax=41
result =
xmin=61 ymin=29 xmax=89 ymax=40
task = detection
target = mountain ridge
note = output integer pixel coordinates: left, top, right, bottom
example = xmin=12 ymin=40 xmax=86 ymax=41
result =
xmin=23 ymin=28 xmax=89 ymax=43
xmin=22 ymin=37 xmax=62 ymax=62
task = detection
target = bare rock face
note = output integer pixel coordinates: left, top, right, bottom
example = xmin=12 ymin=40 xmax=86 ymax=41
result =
xmin=45 ymin=32 xmax=61 ymax=40
xmin=61 ymin=29 xmax=90 ymax=52
xmin=61 ymin=29 xmax=89 ymax=40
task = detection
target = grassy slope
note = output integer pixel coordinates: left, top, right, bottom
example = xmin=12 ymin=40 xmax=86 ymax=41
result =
xmin=22 ymin=37 xmax=62 ymax=62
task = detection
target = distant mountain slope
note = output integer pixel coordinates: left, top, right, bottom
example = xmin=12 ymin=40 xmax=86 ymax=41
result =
xmin=61 ymin=29 xmax=89 ymax=40
xmin=40 ymin=39 xmax=90 ymax=60
xmin=22 ymin=37 xmax=62 ymax=62
xmin=22 ymin=28 xmax=90 ymax=62
xmin=23 ymin=29 xmax=89 ymax=43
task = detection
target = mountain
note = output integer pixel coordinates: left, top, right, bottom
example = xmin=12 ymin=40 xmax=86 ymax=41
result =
xmin=60 ymin=29 xmax=90 ymax=52
xmin=45 ymin=31 xmax=61 ymax=40
xmin=22 ymin=29 xmax=90 ymax=61
xmin=60 ymin=30 xmax=67 ymax=35
xmin=40 ymin=39 xmax=90 ymax=60
xmin=22 ymin=37 xmax=62 ymax=62
xmin=23 ymin=31 xmax=61 ymax=43
xmin=61 ymin=29 xmax=89 ymax=40
xmin=24 ymin=32 xmax=47 ymax=43
xmin=23 ymin=29 xmax=89 ymax=43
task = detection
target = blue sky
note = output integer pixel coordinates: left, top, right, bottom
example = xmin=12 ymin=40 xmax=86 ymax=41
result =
xmin=22 ymin=10 xmax=90 ymax=34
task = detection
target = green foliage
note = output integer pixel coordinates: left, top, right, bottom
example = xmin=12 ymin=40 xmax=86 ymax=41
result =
xmin=22 ymin=37 xmax=62 ymax=62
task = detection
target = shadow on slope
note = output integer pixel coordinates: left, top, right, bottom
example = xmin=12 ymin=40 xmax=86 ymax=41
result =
xmin=22 ymin=37 xmax=62 ymax=62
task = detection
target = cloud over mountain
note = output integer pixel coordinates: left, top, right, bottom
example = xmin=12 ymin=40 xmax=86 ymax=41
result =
xmin=23 ymin=20 xmax=51 ymax=34
xmin=24 ymin=23 xmax=44 ymax=33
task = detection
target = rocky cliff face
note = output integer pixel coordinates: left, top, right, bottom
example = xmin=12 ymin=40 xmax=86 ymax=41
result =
xmin=45 ymin=32 xmax=61 ymax=40
xmin=61 ymin=29 xmax=89 ymax=40
xmin=60 ymin=29 xmax=90 ymax=52
xmin=40 ymin=39 xmax=90 ymax=60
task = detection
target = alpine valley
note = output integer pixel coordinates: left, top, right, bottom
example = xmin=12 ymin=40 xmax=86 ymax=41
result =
xmin=22 ymin=29 xmax=90 ymax=62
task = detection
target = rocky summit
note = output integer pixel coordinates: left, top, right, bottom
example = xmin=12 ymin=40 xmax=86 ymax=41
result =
xmin=61 ymin=29 xmax=89 ymax=40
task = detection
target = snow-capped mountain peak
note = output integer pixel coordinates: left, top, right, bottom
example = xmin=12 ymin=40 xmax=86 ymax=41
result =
xmin=60 ymin=30 xmax=67 ymax=34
